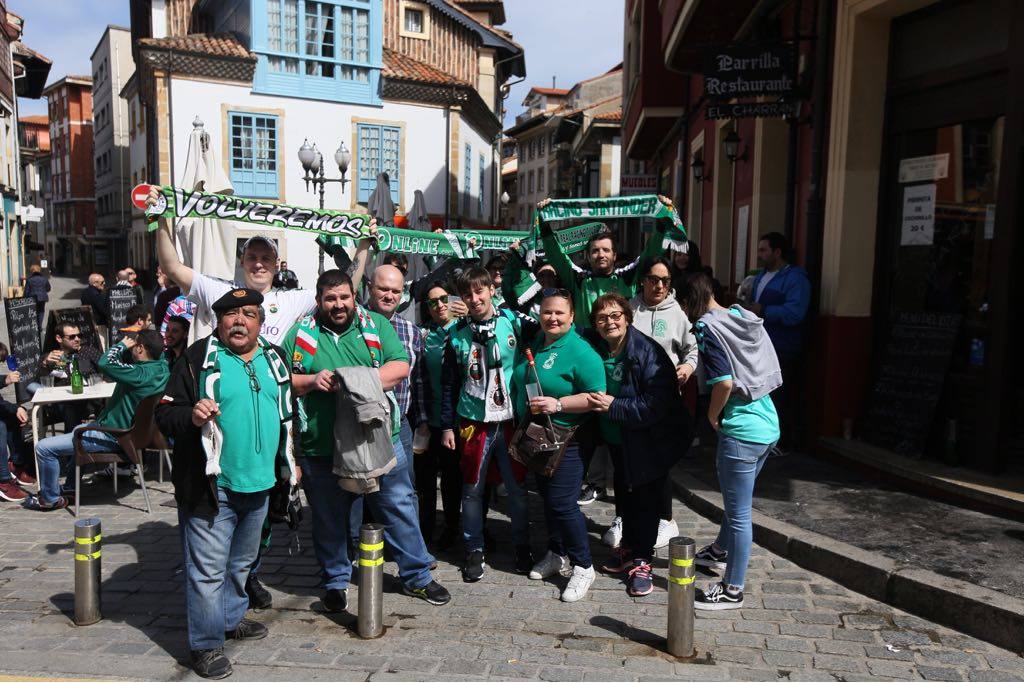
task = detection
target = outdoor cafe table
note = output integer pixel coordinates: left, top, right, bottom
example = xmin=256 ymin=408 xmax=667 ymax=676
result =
xmin=29 ymin=382 xmax=117 ymax=491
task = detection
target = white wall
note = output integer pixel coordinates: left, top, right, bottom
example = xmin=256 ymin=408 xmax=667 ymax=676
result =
xmin=168 ymin=77 xmax=452 ymax=289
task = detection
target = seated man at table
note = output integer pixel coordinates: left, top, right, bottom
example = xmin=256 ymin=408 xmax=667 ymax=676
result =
xmin=24 ymin=330 xmax=169 ymax=511
xmin=0 ymin=398 xmax=33 ymax=502
xmin=35 ymin=323 xmax=103 ymax=429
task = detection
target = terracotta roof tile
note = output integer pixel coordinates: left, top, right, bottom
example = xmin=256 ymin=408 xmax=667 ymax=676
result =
xmin=19 ymin=115 xmax=49 ymax=125
xmin=594 ymin=108 xmax=622 ymax=122
xmin=137 ymin=33 xmax=255 ymax=61
xmin=530 ymin=87 xmax=569 ymax=96
xmin=383 ymin=48 xmax=469 ymax=87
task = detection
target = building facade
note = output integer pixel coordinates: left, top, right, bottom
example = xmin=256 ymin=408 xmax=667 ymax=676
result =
xmin=129 ymin=0 xmax=524 ymax=289
xmin=120 ymin=72 xmax=150 ymax=271
xmin=17 ymin=115 xmax=50 ymax=267
xmin=624 ymin=0 xmax=1023 ymax=476
xmin=43 ymin=76 xmax=95 ymax=275
xmin=91 ymin=25 xmax=136 ymax=270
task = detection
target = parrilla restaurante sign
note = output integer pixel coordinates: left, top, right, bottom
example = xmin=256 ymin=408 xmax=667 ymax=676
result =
xmin=703 ymin=43 xmax=795 ymax=99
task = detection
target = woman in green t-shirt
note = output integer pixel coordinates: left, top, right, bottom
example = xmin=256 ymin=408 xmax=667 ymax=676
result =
xmin=515 ymin=289 xmax=606 ymax=603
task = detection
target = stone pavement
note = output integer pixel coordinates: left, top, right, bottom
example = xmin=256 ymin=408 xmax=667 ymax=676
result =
xmin=0 ymin=468 xmax=1023 ymax=682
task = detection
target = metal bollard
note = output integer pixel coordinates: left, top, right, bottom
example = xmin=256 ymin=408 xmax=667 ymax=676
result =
xmin=357 ymin=523 xmax=385 ymax=639
xmin=73 ymin=518 xmax=102 ymax=626
xmin=667 ymin=536 xmax=695 ymax=657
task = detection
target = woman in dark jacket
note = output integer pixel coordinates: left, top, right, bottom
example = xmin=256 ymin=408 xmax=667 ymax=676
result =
xmin=25 ymin=265 xmax=51 ymax=329
xmin=584 ymin=293 xmax=691 ymax=596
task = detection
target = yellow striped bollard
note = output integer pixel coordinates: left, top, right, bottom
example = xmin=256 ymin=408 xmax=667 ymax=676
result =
xmin=73 ymin=518 xmax=102 ymax=626
xmin=667 ymin=536 xmax=695 ymax=657
xmin=357 ymin=523 xmax=385 ymax=639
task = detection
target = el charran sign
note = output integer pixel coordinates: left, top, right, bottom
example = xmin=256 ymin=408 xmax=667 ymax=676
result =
xmin=703 ymin=44 xmax=795 ymax=100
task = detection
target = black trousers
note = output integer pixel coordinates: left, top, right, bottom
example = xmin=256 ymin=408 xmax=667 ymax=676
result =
xmin=413 ymin=426 xmax=462 ymax=541
xmin=773 ymin=354 xmax=804 ymax=451
xmin=608 ymin=445 xmax=669 ymax=559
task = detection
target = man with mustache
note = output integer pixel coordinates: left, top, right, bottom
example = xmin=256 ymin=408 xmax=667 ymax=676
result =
xmin=283 ymin=270 xmax=450 ymax=614
xmin=156 ymin=288 xmax=297 ymax=679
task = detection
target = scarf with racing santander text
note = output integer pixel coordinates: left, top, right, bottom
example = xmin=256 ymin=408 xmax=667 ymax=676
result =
xmin=290 ymin=306 xmax=400 ymax=435
xmin=136 ymin=184 xmax=686 ymax=256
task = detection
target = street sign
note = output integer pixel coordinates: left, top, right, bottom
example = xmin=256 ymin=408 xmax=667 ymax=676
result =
xmin=620 ymin=174 xmax=658 ymax=195
xmin=706 ymin=101 xmax=801 ymax=120
xmin=703 ymin=43 xmax=795 ymax=100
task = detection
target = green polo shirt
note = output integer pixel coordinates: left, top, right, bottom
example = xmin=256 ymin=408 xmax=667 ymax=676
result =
xmin=423 ymin=320 xmax=455 ymax=429
xmin=599 ymin=353 xmax=626 ymax=445
xmin=215 ymin=349 xmax=281 ymax=493
xmin=515 ymin=327 xmax=606 ymax=428
xmin=283 ymin=311 xmax=408 ymax=456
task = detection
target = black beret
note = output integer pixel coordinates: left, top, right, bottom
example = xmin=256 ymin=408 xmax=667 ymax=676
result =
xmin=212 ymin=287 xmax=265 ymax=312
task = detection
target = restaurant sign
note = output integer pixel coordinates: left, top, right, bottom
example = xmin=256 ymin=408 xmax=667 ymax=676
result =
xmin=703 ymin=43 xmax=795 ymax=100
xmin=706 ymin=101 xmax=801 ymax=120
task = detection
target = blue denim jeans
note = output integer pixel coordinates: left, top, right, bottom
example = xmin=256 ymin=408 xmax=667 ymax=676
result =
xmin=347 ymin=417 xmax=417 ymax=545
xmin=300 ymin=436 xmax=434 ymax=591
xmin=534 ymin=442 xmax=591 ymax=569
xmin=713 ymin=434 xmax=775 ymax=588
xmin=179 ymin=487 xmax=269 ymax=651
xmin=34 ymin=424 xmax=122 ymax=504
xmin=461 ymin=423 xmax=529 ymax=552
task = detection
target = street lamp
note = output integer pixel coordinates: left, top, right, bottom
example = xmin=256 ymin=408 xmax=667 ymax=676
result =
xmin=298 ymin=137 xmax=351 ymax=274
xmin=691 ymin=155 xmax=707 ymax=183
xmin=723 ymin=130 xmax=747 ymax=163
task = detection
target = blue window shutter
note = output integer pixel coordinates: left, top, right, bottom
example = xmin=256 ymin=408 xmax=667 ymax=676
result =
xmin=463 ymin=143 xmax=472 ymax=217
xmin=229 ymin=111 xmax=279 ymax=198
xmin=357 ymin=122 xmax=402 ymax=207
xmin=478 ymin=153 xmax=485 ymax=219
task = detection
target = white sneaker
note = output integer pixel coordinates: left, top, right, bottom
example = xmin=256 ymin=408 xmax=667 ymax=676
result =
xmin=602 ymin=516 xmax=623 ymax=548
xmin=561 ymin=565 xmax=595 ymax=602
xmin=655 ymin=518 xmax=679 ymax=549
xmin=528 ymin=550 xmax=569 ymax=580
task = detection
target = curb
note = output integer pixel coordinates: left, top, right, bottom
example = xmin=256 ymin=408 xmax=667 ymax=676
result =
xmin=671 ymin=468 xmax=1024 ymax=655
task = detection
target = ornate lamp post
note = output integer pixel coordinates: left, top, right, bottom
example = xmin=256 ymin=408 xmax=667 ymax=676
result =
xmin=298 ymin=138 xmax=352 ymax=274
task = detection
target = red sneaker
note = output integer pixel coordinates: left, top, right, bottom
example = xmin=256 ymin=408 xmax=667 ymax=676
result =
xmin=0 ymin=480 xmax=28 ymax=502
xmin=10 ymin=463 xmax=36 ymax=486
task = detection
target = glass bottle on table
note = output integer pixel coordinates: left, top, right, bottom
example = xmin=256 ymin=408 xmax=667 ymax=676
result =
xmin=70 ymin=354 xmax=84 ymax=395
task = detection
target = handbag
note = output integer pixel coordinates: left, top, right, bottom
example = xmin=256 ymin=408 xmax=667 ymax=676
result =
xmin=509 ymin=415 xmax=577 ymax=477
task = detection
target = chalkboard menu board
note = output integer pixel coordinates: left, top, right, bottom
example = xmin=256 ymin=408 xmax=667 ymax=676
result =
xmin=107 ymin=287 xmax=138 ymax=344
xmin=44 ymin=307 xmax=102 ymax=356
xmin=862 ymin=312 xmax=961 ymax=456
xmin=3 ymin=297 xmax=42 ymax=403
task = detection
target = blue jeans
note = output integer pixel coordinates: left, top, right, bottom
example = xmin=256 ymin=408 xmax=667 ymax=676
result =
xmin=35 ymin=424 xmax=122 ymax=504
xmin=179 ymin=487 xmax=269 ymax=651
xmin=535 ymin=442 xmax=591 ymax=569
xmin=713 ymin=434 xmax=775 ymax=588
xmin=300 ymin=436 xmax=434 ymax=591
xmin=347 ymin=417 xmax=417 ymax=543
xmin=461 ymin=423 xmax=529 ymax=552
xmin=0 ymin=420 xmax=25 ymax=483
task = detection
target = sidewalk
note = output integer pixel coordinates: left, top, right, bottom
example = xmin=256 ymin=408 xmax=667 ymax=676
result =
xmin=1 ymin=468 xmax=1023 ymax=681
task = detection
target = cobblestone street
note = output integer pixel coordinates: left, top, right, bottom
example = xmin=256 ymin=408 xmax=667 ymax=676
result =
xmin=0 ymin=469 xmax=1022 ymax=681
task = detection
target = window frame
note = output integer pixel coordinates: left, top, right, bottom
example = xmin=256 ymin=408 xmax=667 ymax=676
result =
xmin=399 ymin=0 xmax=431 ymax=40
xmin=463 ymin=142 xmax=472 ymax=217
xmin=222 ymin=106 xmax=286 ymax=201
xmin=478 ymin=153 xmax=485 ymax=219
xmin=353 ymin=118 xmax=404 ymax=207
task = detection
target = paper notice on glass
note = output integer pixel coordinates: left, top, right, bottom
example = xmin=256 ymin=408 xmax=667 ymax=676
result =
xmin=984 ymin=205 xmax=995 ymax=240
xmin=898 ymin=154 xmax=949 ymax=183
xmin=901 ymin=184 xmax=936 ymax=246
xmin=735 ymin=204 xmax=750 ymax=283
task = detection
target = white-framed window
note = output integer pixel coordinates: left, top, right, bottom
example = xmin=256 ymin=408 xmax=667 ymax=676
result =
xmin=400 ymin=0 xmax=429 ymax=38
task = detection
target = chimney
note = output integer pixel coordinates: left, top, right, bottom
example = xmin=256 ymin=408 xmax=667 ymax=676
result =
xmin=552 ymin=76 xmax=556 ymax=89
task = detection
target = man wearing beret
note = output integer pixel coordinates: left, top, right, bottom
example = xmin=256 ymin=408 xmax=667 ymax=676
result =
xmin=156 ymin=288 xmax=298 ymax=679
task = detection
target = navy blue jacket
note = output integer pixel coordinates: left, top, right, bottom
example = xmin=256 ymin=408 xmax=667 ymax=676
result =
xmin=25 ymin=274 xmax=50 ymax=303
xmin=584 ymin=326 xmax=691 ymax=488
xmin=751 ymin=264 xmax=811 ymax=358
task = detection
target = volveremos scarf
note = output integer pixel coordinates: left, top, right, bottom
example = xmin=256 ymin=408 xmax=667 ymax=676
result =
xmin=291 ymin=305 xmax=400 ymax=435
xmin=463 ymin=311 xmax=515 ymax=423
xmin=198 ymin=334 xmax=295 ymax=483
xmin=138 ymin=184 xmax=683 ymax=257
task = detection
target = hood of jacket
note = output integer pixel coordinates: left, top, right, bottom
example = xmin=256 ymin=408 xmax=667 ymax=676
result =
xmin=703 ymin=305 xmax=768 ymax=345
xmin=631 ymin=291 xmax=678 ymax=313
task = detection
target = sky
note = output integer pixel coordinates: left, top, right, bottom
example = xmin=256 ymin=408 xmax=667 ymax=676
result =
xmin=12 ymin=0 xmax=625 ymax=122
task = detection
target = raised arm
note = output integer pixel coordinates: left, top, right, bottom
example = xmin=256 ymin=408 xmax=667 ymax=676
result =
xmin=147 ymin=188 xmax=195 ymax=293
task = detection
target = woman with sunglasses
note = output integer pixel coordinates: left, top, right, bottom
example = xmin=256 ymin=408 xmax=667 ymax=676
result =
xmin=607 ymin=257 xmax=699 ymax=551
xmin=415 ymin=282 xmax=464 ymax=549
xmin=514 ymin=288 xmax=606 ymax=602
xmin=584 ymin=293 xmax=687 ymax=596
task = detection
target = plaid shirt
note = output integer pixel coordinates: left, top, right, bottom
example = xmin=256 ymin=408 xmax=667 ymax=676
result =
xmin=388 ymin=312 xmax=429 ymax=427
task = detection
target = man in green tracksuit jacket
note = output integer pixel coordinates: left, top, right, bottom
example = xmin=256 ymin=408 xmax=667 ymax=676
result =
xmin=537 ymin=196 xmax=673 ymax=328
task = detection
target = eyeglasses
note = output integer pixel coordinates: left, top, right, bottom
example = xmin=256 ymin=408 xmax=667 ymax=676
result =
xmin=594 ymin=311 xmax=625 ymax=325
xmin=644 ymin=275 xmax=672 ymax=287
xmin=541 ymin=287 xmax=572 ymax=299
xmin=427 ymin=295 xmax=449 ymax=309
xmin=243 ymin=360 xmax=261 ymax=393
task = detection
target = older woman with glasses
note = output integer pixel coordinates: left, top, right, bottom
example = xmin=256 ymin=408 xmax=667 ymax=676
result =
xmin=414 ymin=282 xmax=465 ymax=549
xmin=614 ymin=256 xmax=699 ymax=550
xmin=514 ymin=288 xmax=606 ymax=602
xmin=583 ymin=293 xmax=688 ymax=596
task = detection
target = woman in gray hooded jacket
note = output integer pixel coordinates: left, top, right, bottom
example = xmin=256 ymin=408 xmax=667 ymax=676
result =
xmin=592 ymin=257 xmax=698 ymax=551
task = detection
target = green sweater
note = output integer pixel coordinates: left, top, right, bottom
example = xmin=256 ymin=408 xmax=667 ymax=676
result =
xmin=96 ymin=341 xmax=170 ymax=430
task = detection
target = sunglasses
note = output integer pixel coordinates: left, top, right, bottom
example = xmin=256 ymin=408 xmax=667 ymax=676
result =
xmin=644 ymin=275 xmax=672 ymax=287
xmin=541 ymin=287 xmax=572 ymax=299
xmin=427 ymin=295 xmax=449 ymax=309
xmin=63 ymin=333 xmax=81 ymax=340
xmin=594 ymin=310 xmax=625 ymax=325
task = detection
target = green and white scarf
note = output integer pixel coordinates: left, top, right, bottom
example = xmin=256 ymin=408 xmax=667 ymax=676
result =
xmin=198 ymin=334 xmax=295 ymax=483
xmin=463 ymin=309 xmax=515 ymax=423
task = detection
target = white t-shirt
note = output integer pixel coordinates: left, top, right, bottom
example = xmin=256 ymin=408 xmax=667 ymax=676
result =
xmin=188 ymin=273 xmax=316 ymax=345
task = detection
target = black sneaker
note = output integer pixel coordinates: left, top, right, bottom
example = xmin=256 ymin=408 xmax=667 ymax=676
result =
xmin=403 ymin=580 xmax=451 ymax=605
xmin=462 ymin=550 xmax=485 ymax=582
xmin=190 ymin=648 xmax=232 ymax=679
xmin=514 ymin=545 xmax=534 ymax=575
xmin=577 ymin=485 xmax=604 ymax=506
xmin=694 ymin=581 xmax=744 ymax=610
xmin=226 ymin=618 xmax=268 ymax=641
xmin=322 ymin=588 xmax=347 ymax=613
xmin=694 ymin=543 xmax=728 ymax=571
xmin=245 ymin=573 xmax=272 ymax=609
